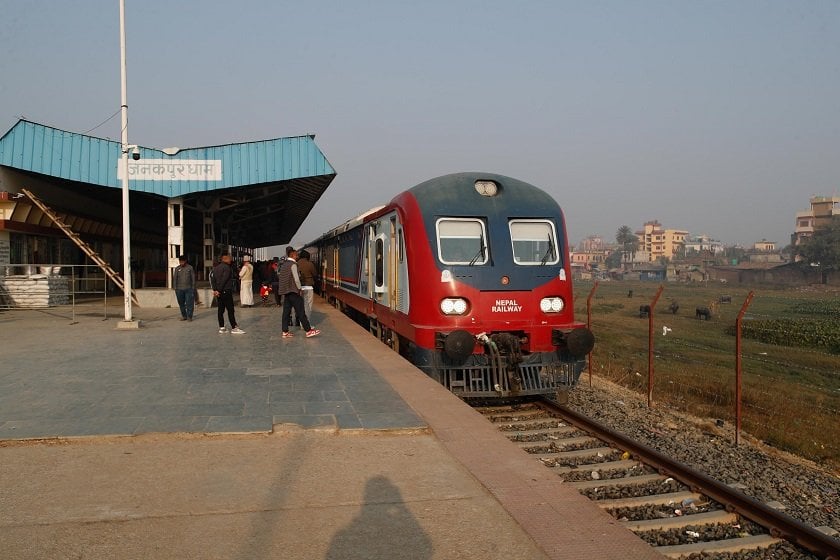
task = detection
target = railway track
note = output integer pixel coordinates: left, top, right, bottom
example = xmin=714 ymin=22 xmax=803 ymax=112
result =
xmin=475 ymin=399 xmax=840 ymax=559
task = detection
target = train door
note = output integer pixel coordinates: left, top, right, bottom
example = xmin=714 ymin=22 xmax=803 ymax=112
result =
xmin=365 ymin=224 xmax=375 ymax=299
xmin=373 ymin=231 xmax=389 ymax=306
xmin=331 ymin=242 xmax=339 ymax=288
xmin=389 ymin=216 xmax=398 ymax=312
xmin=395 ymin=219 xmax=409 ymax=314
xmin=370 ymin=213 xmax=398 ymax=310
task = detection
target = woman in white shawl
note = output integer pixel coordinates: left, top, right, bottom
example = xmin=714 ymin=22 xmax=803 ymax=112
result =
xmin=239 ymin=255 xmax=254 ymax=307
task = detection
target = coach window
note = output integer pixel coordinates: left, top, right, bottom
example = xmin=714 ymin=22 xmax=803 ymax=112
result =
xmin=375 ymin=237 xmax=384 ymax=288
xmin=510 ymin=220 xmax=559 ymax=265
xmin=436 ymin=218 xmax=488 ymax=265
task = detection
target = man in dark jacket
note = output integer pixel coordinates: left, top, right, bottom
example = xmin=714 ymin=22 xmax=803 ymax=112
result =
xmin=172 ymin=254 xmax=195 ymax=321
xmin=211 ymin=252 xmax=245 ymax=334
xmin=278 ymin=246 xmax=320 ymax=339
xmin=270 ymin=257 xmax=282 ymax=306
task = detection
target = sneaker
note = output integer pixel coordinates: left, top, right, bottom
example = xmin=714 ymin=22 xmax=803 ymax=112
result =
xmin=231 ymin=327 xmax=246 ymax=334
xmin=305 ymin=329 xmax=321 ymax=338
xmin=219 ymin=327 xmax=228 ymax=334
xmin=282 ymin=331 xmax=294 ymax=339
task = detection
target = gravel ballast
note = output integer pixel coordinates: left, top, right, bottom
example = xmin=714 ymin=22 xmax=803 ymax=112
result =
xmin=564 ymin=376 xmax=840 ymax=535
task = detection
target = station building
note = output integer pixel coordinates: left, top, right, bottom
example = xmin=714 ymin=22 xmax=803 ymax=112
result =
xmin=0 ymin=119 xmax=335 ymax=305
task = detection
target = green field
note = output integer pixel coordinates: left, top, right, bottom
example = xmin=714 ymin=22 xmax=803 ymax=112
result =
xmin=573 ymin=280 xmax=840 ymax=471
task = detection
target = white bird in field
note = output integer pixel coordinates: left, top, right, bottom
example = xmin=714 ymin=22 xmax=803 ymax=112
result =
xmin=662 ymin=326 xmax=672 ymax=336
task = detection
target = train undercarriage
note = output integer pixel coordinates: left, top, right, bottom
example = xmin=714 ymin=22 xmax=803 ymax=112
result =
xmin=332 ymin=296 xmax=587 ymax=402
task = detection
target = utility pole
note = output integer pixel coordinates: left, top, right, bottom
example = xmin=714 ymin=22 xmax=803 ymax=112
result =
xmin=117 ymin=0 xmax=139 ymax=328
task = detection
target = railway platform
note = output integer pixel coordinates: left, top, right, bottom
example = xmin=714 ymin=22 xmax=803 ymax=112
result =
xmin=0 ymin=300 xmax=661 ymax=559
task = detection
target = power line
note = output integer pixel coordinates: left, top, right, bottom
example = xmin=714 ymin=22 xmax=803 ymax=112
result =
xmin=83 ymin=108 xmax=122 ymax=134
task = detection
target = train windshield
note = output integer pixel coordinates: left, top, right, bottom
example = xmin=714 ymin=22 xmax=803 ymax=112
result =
xmin=436 ymin=218 xmax=488 ymax=265
xmin=509 ymin=220 xmax=560 ymax=265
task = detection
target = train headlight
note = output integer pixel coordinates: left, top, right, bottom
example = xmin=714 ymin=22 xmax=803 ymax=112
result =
xmin=540 ymin=297 xmax=564 ymax=313
xmin=474 ymin=180 xmax=498 ymax=197
xmin=441 ymin=298 xmax=469 ymax=315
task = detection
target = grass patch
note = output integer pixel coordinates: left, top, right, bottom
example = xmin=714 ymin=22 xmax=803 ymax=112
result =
xmin=575 ymin=281 xmax=840 ymax=470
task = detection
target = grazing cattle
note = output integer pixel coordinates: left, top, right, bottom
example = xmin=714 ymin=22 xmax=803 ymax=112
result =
xmin=668 ymin=301 xmax=679 ymax=315
xmin=696 ymin=306 xmax=712 ymax=320
xmin=639 ymin=304 xmax=650 ymax=318
xmin=719 ymin=295 xmax=732 ymax=304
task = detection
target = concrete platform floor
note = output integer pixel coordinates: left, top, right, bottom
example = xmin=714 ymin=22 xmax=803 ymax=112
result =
xmin=0 ymin=431 xmax=549 ymax=560
xmin=0 ymin=299 xmax=662 ymax=559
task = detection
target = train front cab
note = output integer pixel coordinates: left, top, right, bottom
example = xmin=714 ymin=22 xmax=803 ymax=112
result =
xmin=316 ymin=173 xmax=595 ymax=402
xmin=399 ymin=176 xmax=595 ymax=401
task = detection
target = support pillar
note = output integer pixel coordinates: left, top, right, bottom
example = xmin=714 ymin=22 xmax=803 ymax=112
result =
xmin=203 ymin=212 xmax=214 ymax=280
xmin=219 ymin=227 xmax=230 ymax=261
xmin=167 ymin=197 xmax=184 ymax=289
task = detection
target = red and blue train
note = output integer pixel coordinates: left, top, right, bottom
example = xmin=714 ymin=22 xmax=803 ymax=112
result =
xmin=307 ymin=172 xmax=594 ymax=400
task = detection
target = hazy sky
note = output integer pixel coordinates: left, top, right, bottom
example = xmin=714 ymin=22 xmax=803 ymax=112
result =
xmin=2 ymin=1 xmax=838 ymax=250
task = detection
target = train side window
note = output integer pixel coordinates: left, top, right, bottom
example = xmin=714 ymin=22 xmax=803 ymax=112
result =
xmin=375 ymin=237 xmax=384 ymax=288
xmin=509 ymin=220 xmax=559 ymax=265
xmin=436 ymin=218 xmax=488 ymax=265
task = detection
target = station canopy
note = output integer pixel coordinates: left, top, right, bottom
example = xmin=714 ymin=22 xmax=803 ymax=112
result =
xmin=0 ymin=120 xmax=336 ymax=248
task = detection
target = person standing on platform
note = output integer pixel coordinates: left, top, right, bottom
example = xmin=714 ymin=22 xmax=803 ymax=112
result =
xmin=211 ymin=252 xmax=245 ymax=334
xmin=270 ymin=257 xmax=282 ymax=307
xmin=278 ymin=246 xmax=320 ymax=339
xmin=239 ymin=255 xmax=254 ymax=307
xmin=172 ymin=254 xmax=195 ymax=321
xmin=297 ymin=249 xmax=317 ymax=324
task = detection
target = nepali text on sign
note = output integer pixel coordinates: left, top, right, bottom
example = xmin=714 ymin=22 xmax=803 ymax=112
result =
xmin=117 ymin=159 xmax=223 ymax=181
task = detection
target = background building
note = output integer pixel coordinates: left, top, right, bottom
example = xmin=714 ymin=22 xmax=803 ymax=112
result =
xmin=753 ymin=239 xmax=776 ymax=252
xmin=684 ymin=234 xmax=724 ymax=256
xmin=793 ymin=195 xmax=840 ymax=246
xmin=635 ymin=220 xmax=688 ymax=262
xmin=570 ymin=234 xmax=610 ymax=274
xmin=576 ymin=234 xmax=605 ymax=252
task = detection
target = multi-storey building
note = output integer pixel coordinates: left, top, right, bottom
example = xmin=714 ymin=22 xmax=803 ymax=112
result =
xmin=635 ymin=220 xmax=688 ymax=262
xmin=794 ymin=195 xmax=840 ymax=246
xmin=570 ymin=235 xmax=609 ymax=270
xmin=570 ymin=249 xmax=608 ymax=269
xmin=753 ymin=239 xmax=776 ymax=252
xmin=577 ymin=235 xmax=605 ymax=252
xmin=684 ymin=234 xmax=724 ymax=255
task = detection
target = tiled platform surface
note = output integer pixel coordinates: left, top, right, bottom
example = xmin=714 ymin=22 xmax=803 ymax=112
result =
xmin=0 ymin=302 xmax=423 ymax=438
xmin=0 ymin=300 xmax=662 ymax=559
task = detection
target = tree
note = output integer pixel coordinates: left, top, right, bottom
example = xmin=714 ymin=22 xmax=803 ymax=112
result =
xmin=615 ymin=225 xmax=639 ymax=265
xmin=605 ymin=250 xmax=623 ymax=270
xmin=722 ymin=245 xmax=746 ymax=265
xmin=797 ymin=216 xmax=840 ymax=277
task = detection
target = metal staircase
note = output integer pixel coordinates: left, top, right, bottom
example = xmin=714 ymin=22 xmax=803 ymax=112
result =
xmin=21 ymin=188 xmax=139 ymax=305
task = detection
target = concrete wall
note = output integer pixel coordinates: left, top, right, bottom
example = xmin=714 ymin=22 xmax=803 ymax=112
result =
xmin=135 ymin=287 xmax=213 ymax=308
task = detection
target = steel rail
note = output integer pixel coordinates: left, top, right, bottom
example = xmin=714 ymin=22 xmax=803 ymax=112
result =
xmin=544 ymin=400 xmax=840 ymax=560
